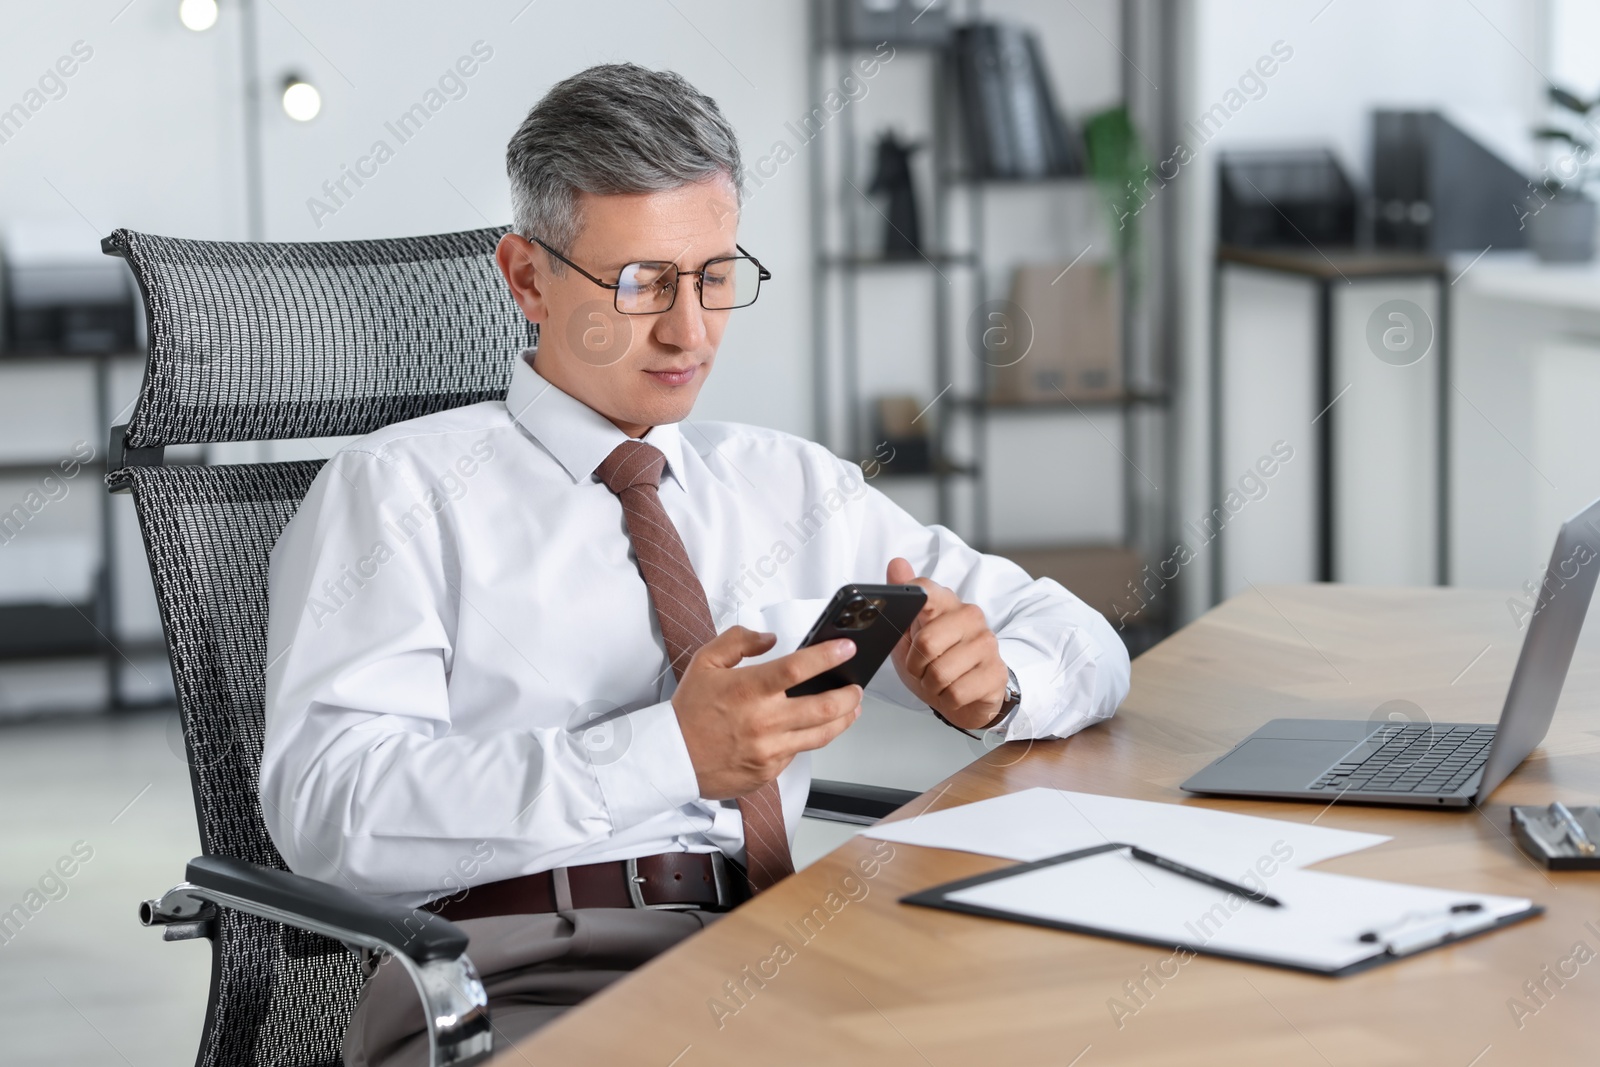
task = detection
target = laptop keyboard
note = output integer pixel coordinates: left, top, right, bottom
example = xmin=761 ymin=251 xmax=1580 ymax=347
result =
xmin=1308 ymin=724 xmax=1497 ymax=794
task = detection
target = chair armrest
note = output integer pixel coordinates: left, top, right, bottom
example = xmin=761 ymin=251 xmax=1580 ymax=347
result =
xmin=804 ymin=779 xmax=920 ymax=825
xmin=181 ymin=855 xmax=465 ymax=963
xmin=142 ymin=856 xmax=492 ymax=1067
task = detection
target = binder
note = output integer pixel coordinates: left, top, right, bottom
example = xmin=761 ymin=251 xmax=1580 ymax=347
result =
xmin=951 ymin=23 xmax=1079 ymax=180
xmin=903 ymin=842 xmax=1542 ymax=977
xmin=952 ymin=24 xmax=1019 ymax=178
xmin=1370 ymin=109 xmax=1530 ymax=253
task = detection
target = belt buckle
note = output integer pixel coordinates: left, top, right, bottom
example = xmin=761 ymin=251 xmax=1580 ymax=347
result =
xmin=624 ymin=853 xmax=732 ymax=910
xmin=708 ymin=851 xmax=733 ymax=909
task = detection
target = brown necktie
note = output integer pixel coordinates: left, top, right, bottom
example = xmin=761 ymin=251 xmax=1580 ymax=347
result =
xmin=596 ymin=439 xmax=795 ymax=893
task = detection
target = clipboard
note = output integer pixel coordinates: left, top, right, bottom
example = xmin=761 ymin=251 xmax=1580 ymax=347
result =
xmin=902 ymin=843 xmax=1544 ymax=978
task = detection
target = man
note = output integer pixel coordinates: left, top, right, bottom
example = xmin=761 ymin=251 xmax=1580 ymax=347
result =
xmin=261 ymin=63 xmax=1129 ymax=1066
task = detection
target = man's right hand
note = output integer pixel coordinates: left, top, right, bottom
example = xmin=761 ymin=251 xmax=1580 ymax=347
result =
xmin=670 ymin=626 xmax=863 ymax=800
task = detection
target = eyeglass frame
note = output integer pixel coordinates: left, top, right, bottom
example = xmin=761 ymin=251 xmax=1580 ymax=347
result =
xmin=527 ymin=235 xmax=772 ymax=315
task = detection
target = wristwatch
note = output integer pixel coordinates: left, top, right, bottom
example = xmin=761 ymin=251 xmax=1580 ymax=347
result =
xmin=987 ymin=666 xmax=1022 ymax=729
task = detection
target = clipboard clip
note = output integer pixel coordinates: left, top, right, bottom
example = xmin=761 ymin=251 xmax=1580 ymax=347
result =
xmin=1357 ymin=902 xmax=1494 ymax=956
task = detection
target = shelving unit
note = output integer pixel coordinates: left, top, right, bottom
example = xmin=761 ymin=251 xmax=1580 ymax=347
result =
xmin=0 ymin=350 xmax=172 ymax=712
xmin=808 ymin=0 xmax=1179 ymax=651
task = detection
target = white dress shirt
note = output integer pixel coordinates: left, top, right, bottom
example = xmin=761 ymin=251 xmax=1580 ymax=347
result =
xmin=261 ymin=352 xmax=1130 ymax=906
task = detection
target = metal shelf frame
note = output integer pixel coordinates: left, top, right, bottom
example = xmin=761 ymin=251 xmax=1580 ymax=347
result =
xmin=808 ymin=0 xmax=1181 ymax=643
xmin=0 ymin=348 xmax=170 ymax=710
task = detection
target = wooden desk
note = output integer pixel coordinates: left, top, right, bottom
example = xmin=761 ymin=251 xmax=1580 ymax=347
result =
xmin=506 ymin=586 xmax=1600 ymax=1065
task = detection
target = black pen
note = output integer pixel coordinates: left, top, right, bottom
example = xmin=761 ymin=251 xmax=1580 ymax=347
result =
xmin=1125 ymin=845 xmax=1283 ymax=907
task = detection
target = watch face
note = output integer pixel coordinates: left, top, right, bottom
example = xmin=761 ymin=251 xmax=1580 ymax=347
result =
xmin=1001 ymin=668 xmax=1021 ymax=711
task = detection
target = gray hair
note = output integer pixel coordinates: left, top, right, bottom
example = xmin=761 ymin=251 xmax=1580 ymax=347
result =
xmin=506 ymin=63 xmax=743 ymax=275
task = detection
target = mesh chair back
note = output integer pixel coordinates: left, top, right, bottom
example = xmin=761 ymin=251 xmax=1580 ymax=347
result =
xmin=131 ymin=461 xmax=359 ymax=1067
xmin=105 ymin=226 xmax=533 ymax=448
xmin=105 ymin=226 xmax=535 ymax=1067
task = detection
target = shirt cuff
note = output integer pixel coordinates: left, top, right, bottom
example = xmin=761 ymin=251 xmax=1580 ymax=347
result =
xmin=991 ymin=636 xmax=1060 ymax=742
xmin=587 ymin=699 xmax=702 ymax=832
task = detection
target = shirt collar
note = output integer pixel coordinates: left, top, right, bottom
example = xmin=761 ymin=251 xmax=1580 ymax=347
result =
xmin=504 ymin=350 xmax=688 ymax=491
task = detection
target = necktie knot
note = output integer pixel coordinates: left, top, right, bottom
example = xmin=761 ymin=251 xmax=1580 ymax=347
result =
xmin=596 ymin=439 xmax=666 ymax=495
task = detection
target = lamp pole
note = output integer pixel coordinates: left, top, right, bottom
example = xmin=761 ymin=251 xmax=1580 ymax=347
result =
xmin=239 ymin=0 xmax=265 ymax=241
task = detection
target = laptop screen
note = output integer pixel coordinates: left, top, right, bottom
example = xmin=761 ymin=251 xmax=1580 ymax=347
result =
xmin=1477 ymin=495 xmax=1600 ymax=798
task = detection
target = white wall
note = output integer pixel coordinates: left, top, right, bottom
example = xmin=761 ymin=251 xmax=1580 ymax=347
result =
xmin=1173 ymin=0 xmax=1549 ymax=621
xmin=1448 ymin=264 xmax=1600 ymax=592
xmin=253 ymin=1 xmax=821 ymax=435
xmin=1549 ymin=0 xmax=1600 ymax=99
xmin=2 ymin=1 xmax=818 ymax=433
xmin=6 ymin=0 xmax=1562 ymax=650
xmin=0 ymin=7 xmax=248 ymax=243
xmin=1 ymin=2 xmax=824 ymax=712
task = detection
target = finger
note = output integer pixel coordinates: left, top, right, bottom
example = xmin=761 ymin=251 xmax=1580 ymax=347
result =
xmin=777 ymin=684 xmax=863 ymax=732
xmin=937 ymin=658 xmax=1006 ymax=714
xmin=890 ymin=624 xmax=914 ymax=672
xmin=886 ymin=559 xmax=958 ymax=621
xmin=907 ymin=578 xmax=961 ymax=625
xmin=783 ymin=694 xmax=864 ymax=753
xmin=903 ymin=607 xmax=982 ymax=680
xmin=751 ymin=637 xmax=857 ymax=693
xmin=922 ymin=635 xmax=993 ymax=697
xmin=694 ymin=626 xmax=777 ymax=670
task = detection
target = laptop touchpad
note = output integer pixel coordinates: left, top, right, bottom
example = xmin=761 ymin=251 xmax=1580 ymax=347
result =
xmin=1186 ymin=738 xmax=1354 ymax=792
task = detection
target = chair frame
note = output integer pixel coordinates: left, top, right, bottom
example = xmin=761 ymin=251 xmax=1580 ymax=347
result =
xmin=102 ymin=225 xmax=915 ymax=1067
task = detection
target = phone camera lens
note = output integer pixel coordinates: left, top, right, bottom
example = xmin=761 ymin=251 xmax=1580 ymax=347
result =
xmin=837 ymin=595 xmax=873 ymax=630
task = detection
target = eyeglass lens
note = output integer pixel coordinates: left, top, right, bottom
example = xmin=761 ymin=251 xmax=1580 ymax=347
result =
xmin=615 ymin=257 xmax=761 ymax=313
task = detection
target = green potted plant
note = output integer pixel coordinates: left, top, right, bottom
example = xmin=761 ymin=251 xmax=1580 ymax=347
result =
xmin=1082 ymin=106 xmax=1150 ymax=292
xmin=1527 ymin=85 xmax=1598 ymax=263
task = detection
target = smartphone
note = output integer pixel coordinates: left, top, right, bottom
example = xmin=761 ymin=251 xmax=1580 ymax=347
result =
xmin=785 ymin=583 xmax=927 ymax=697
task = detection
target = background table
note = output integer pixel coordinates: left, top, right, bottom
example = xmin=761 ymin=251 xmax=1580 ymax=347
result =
xmin=505 ymin=585 xmax=1600 ymax=1065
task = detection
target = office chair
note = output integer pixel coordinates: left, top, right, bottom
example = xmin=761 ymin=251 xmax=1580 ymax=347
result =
xmin=103 ymin=224 xmax=916 ymax=1067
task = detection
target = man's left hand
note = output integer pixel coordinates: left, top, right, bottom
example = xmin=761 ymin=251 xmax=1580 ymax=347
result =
xmin=886 ymin=557 xmax=1010 ymax=731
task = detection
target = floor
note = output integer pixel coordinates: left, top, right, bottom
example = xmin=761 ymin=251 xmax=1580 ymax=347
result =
xmin=0 ymin=710 xmax=210 ymax=1067
xmin=0 ymin=697 xmax=971 ymax=1066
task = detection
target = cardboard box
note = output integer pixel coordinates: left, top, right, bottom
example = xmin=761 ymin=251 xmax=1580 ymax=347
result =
xmin=990 ymin=261 xmax=1121 ymax=403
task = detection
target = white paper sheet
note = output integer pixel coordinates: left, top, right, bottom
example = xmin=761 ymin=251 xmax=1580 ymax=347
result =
xmin=942 ymin=851 xmax=1531 ymax=972
xmin=860 ymin=787 xmax=1391 ymax=878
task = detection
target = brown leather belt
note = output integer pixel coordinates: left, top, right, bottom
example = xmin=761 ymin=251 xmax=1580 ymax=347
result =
xmin=422 ymin=852 xmax=747 ymax=922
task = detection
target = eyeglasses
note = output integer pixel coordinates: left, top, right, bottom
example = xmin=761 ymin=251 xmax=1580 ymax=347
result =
xmin=529 ymin=235 xmax=771 ymax=315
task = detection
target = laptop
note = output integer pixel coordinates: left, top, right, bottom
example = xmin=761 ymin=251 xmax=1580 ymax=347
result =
xmin=1181 ymin=495 xmax=1600 ymax=808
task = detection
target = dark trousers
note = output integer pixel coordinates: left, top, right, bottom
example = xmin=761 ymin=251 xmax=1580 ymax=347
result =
xmin=342 ymin=907 xmax=721 ymax=1067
